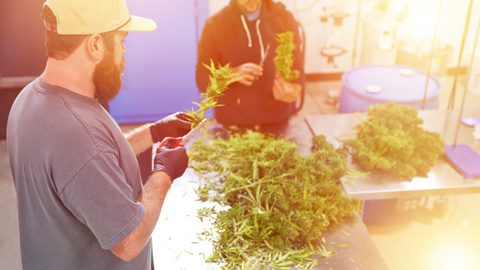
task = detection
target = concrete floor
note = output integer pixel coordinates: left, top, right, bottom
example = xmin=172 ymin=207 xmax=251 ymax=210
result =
xmin=0 ymin=140 xmax=21 ymax=270
xmin=1 ymin=74 xmax=479 ymax=269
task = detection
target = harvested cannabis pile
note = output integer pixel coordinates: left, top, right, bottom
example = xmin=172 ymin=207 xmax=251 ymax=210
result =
xmin=274 ymin=31 xmax=300 ymax=82
xmin=341 ymin=102 xmax=445 ymax=179
xmin=187 ymin=60 xmax=241 ymax=129
xmin=188 ymin=131 xmax=361 ymax=269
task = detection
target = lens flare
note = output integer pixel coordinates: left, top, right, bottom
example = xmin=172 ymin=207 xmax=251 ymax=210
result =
xmin=424 ymin=234 xmax=480 ymax=270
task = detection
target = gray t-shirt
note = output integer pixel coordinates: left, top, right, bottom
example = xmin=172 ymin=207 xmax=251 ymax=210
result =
xmin=7 ymin=77 xmax=151 ymax=270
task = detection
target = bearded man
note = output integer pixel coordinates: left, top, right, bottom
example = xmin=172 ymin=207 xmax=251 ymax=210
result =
xmin=196 ymin=0 xmax=305 ymax=128
xmin=6 ymin=0 xmax=191 ymax=269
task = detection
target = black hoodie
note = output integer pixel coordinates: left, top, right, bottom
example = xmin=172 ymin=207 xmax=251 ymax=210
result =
xmin=196 ymin=0 xmax=305 ymax=127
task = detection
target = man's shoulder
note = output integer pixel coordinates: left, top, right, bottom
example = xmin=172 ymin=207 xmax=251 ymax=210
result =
xmin=10 ymin=78 xmax=119 ymax=154
xmin=206 ymin=4 xmax=234 ymax=25
xmin=266 ymin=1 xmax=297 ymax=25
xmin=60 ymin=103 xmax=121 ymax=155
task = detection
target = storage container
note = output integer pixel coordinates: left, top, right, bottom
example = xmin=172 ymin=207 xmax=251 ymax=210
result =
xmin=338 ymin=65 xmax=442 ymax=113
xmin=396 ymin=39 xmax=452 ymax=78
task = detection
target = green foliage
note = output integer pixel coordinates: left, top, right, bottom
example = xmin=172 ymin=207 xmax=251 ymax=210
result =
xmin=187 ymin=59 xmax=241 ymax=129
xmin=341 ymin=102 xmax=445 ymax=180
xmin=274 ymin=31 xmax=300 ymax=82
xmin=189 ymin=131 xmax=361 ymax=269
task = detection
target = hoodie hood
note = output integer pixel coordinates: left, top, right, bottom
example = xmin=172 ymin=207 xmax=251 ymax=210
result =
xmin=229 ymin=0 xmax=288 ymax=21
xmin=227 ymin=0 xmax=289 ymax=56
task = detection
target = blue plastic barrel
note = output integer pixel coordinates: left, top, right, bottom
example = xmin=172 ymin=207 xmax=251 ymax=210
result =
xmin=339 ymin=65 xmax=442 ymax=113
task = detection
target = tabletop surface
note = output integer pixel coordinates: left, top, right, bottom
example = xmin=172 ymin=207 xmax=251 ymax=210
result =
xmin=151 ymin=121 xmax=389 ymax=270
xmin=305 ymin=109 xmax=480 ymax=200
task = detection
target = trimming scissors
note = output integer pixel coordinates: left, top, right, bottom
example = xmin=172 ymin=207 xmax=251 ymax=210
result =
xmin=259 ymin=43 xmax=270 ymax=66
xmin=255 ymin=43 xmax=270 ymax=80
xmin=156 ymin=118 xmax=208 ymax=151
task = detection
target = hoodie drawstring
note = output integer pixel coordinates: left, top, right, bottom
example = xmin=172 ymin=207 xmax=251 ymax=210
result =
xmin=241 ymin=15 xmax=265 ymax=61
xmin=241 ymin=15 xmax=252 ymax=48
xmin=256 ymin=20 xmax=265 ymax=61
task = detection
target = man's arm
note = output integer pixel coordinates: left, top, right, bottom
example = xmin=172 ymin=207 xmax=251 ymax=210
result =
xmin=110 ymin=146 xmax=189 ymax=261
xmin=124 ymin=124 xmax=153 ymax=156
xmin=110 ymin=171 xmax=171 ymax=262
xmin=124 ymin=112 xmax=192 ymax=156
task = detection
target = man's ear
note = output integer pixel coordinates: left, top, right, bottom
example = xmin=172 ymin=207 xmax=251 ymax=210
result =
xmin=85 ymin=34 xmax=104 ymax=64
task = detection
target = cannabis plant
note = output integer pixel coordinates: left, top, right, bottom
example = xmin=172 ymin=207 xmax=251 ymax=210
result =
xmin=189 ymin=132 xmax=361 ymax=269
xmin=187 ymin=60 xmax=241 ymax=129
xmin=274 ymin=31 xmax=300 ymax=82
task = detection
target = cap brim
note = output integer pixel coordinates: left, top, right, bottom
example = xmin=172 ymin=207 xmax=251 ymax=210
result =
xmin=118 ymin=15 xmax=157 ymax=32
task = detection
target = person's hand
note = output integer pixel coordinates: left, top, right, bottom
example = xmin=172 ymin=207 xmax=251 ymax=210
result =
xmin=272 ymin=75 xmax=302 ymax=103
xmin=231 ymin=63 xmax=263 ymax=86
xmin=152 ymin=146 xmax=189 ymax=182
xmin=150 ymin=112 xmax=192 ymax=143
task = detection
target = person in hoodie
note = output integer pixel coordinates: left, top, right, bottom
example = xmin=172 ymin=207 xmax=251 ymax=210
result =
xmin=196 ymin=0 xmax=305 ymax=128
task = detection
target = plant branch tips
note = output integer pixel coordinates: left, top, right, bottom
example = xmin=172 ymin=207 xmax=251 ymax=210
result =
xmin=274 ymin=31 xmax=300 ymax=82
xmin=188 ymin=131 xmax=360 ymax=269
xmin=187 ymin=59 xmax=242 ymax=129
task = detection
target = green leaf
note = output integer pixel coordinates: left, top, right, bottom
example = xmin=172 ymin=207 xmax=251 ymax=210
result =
xmin=190 ymin=59 xmax=238 ymax=127
xmin=175 ymin=251 xmax=182 ymax=261
xmin=307 ymin=239 xmax=314 ymax=252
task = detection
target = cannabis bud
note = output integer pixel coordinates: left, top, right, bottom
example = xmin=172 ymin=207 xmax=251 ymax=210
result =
xmin=274 ymin=31 xmax=300 ymax=82
xmin=187 ymin=59 xmax=242 ymax=129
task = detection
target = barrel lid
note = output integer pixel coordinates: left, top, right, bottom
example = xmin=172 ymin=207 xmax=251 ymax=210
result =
xmin=342 ymin=65 xmax=442 ymax=103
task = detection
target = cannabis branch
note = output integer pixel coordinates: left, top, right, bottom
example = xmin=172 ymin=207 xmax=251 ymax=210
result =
xmin=187 ymin=60 xmax=241 ymax=129
xmin=274 ymin=31 xmax=300 ymax=82
xmin=188 ymin=132 xmax=361 ymax=269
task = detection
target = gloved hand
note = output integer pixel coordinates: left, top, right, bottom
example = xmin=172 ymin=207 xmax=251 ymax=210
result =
xmin=150 ymin=112 xmax=192 ymax=143
xmin=153 ymin=146 xmax=189 ymax=182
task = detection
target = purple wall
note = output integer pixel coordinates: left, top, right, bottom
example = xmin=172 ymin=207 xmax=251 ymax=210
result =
xmin=109 ymin=0 xmax=210 ymax=124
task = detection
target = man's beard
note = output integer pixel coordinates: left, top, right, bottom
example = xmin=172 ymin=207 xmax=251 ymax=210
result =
xmin=92 ymin=49 xmax=125 ymax=102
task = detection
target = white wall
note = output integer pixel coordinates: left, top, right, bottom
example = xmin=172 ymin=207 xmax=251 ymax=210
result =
xmin=209 ymin=0 xmax=480 ymax=73
xmin=397 ymin=0 xmax=480 ymax=68
xmin=210 ymin=0 xmax=230 ymax=15
xmin=281 ymin=0 xmax=359 ymax=73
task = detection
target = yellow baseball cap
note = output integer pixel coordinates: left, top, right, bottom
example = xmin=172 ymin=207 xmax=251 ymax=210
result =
xmin=43 ymin=0 xmax=157 ymax=35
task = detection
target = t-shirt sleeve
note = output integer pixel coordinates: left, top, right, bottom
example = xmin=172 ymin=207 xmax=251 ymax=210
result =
xmin=59 ymin=151 xmax=145 ymax=250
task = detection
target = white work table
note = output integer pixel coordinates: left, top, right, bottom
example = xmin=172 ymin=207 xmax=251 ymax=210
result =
xmin=151 ymin=121 xmax=389 ymax=269
xmin=305 ymin=109 xmax=480 ymax=200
